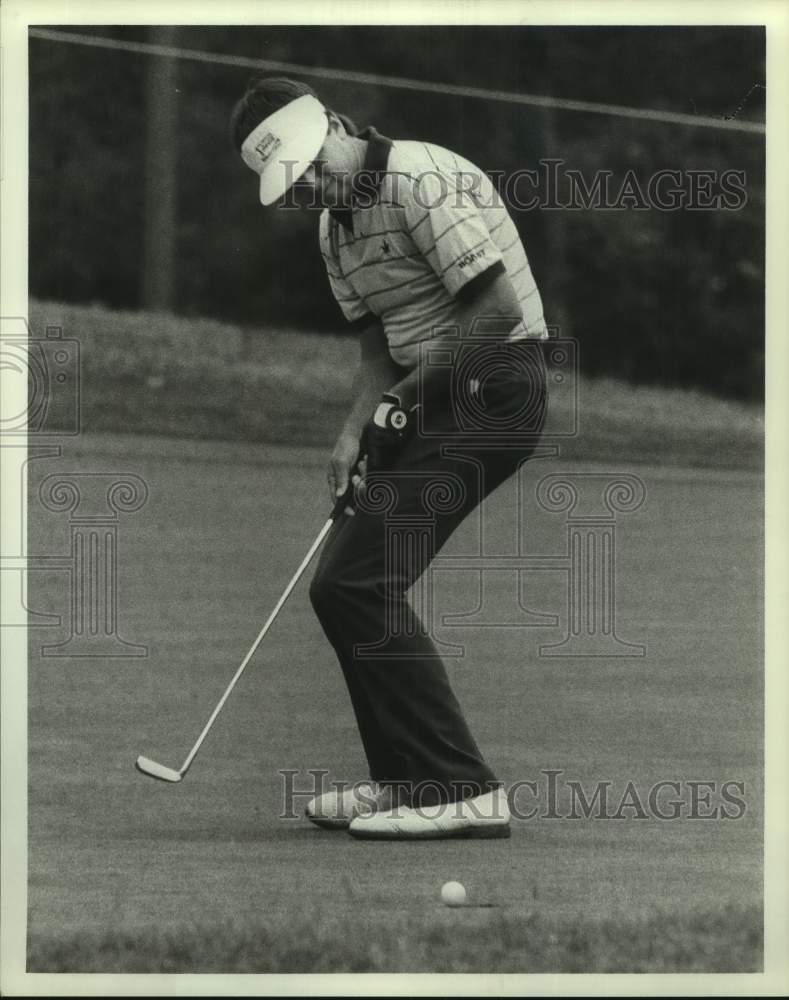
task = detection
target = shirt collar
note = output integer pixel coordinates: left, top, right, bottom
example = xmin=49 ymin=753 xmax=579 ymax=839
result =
xmin=329 ymin=126 xmax=393 ymax=231
xmin=355 ymin=125 xmax=394 ymax=190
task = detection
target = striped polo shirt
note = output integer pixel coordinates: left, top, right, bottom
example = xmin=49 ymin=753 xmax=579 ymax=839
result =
xmin=319 ymin=126 xmax=547 ymax=369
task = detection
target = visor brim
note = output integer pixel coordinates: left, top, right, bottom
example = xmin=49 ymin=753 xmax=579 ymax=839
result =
xmin=259 ymin=155 xmax=316 ymax=206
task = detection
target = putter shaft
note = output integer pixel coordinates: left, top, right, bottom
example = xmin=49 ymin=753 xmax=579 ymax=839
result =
xmin=136 ymin=511 xmax=338 ymax=781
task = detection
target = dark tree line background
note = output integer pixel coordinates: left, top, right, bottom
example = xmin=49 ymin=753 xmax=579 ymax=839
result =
xmin=29 ymin=26 xmax=765 ymax=399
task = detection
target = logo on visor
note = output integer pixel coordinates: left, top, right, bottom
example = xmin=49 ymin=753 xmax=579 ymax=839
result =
xmin=254 ymin=132 xmax=282 ymax=166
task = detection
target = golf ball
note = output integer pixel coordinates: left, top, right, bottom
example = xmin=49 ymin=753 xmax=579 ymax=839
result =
xmin=441 ymin=880 xmax=467 ymax=907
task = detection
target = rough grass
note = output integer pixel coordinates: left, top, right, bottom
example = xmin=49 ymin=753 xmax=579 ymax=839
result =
xmin=28 ymin=299 xmax=763 ymax=468
xmin=27 ymin=903 xmax=761 ymax=973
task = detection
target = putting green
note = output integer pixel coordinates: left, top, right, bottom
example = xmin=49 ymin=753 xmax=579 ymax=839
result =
xmin=25 ymin=433 xmax=762 ymax=971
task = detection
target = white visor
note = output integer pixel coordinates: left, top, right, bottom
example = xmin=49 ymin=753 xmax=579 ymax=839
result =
xmin=240 ymin=94 xmax=329 ymax=206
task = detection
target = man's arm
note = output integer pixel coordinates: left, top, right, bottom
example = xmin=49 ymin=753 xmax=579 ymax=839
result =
xmin=328 ymin=318 xmax=399 ymax=501
xmin=386 ymin=267 xmax=523 ymax=411
xmin=354 ymin=268 xmax=524 ymax=481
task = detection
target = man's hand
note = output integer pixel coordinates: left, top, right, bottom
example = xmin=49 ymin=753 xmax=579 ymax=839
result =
xmin=328 ymin=431 xmax=363 ymax=504
xmin=360 ymin=393 xmax=418 ymax=476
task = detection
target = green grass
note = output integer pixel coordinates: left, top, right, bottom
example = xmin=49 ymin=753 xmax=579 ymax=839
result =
xmin=28 ymin=903 xmax=761 ymax=973
xmin=28 ymin=299 xmax=763 ymax=468
xmin=26 ymin=437 xmax=762 ymax=975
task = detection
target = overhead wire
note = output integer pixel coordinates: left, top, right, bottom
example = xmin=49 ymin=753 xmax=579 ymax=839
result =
xmin=28 ymin=27 xmax=765 ymax=136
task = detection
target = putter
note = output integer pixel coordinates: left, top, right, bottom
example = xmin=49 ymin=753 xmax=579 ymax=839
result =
xmin=135 ymin=487 xmax=354 ymax=783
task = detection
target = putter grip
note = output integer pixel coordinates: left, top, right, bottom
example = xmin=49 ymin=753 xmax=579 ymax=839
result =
xmin=330 ymin=482 xmax=355 ymax=521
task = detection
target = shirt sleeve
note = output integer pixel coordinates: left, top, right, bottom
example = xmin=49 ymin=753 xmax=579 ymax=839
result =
xmin=319 ymin=214 xmax=375 ymax=328
xmin=401 ymin=168 xmax=504 ymax=298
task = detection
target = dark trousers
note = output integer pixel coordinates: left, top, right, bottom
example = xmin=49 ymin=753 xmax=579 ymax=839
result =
xmin=309 ymin=346 xmax=548 ymax=806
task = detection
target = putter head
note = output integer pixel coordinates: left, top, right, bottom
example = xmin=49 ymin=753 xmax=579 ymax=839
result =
xmin=135 ymin=755 xmax=183 ymax=783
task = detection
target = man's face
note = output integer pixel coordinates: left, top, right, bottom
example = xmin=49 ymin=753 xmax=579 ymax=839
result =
xmin=289 ymin=125 xmax=352 ymax=210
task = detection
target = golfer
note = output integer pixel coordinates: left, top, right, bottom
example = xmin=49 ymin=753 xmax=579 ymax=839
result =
xmin=231 ymin=77 xmax=548 ymax=839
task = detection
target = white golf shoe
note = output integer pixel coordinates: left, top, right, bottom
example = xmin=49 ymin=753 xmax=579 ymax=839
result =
xmin=348 ymin=787 xmax=511 ymax=840
xmin=305 ymin=782 xmax=394 ymax=830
